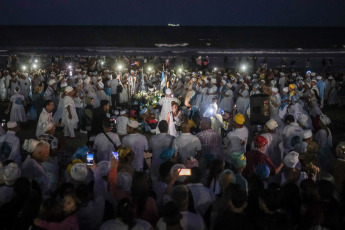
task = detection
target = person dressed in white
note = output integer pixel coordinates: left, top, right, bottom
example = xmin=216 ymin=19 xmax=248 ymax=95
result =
xmin=44 ymin=79 xmax=58 ymax=106
xmin=21 ymin=141 xmax=50 ymax=198
xmin=116 ymin=110 xmax=129 ymax=136
xmin=0 ymin=72 xmax=6 ymax=100
xmin=36 ymin=100 xmax=55 ymax=137
xmin=122 ymin=120 xmax=148 ymax=172
xmin=158 ymin=88 xmax=180 ymax=121
xmin=84 ymin=76 xmax=100 ymax=108
xmin=223 ymin=113 xmax=249 ymax=163
xmin=173 ymin=122 xmax=202 ymax=164
xmin=236 ymin=83 xmax=250 ymax=115
xmin=18 ymin=73 xmax=31 ymax=102
xmin=219 ymin=82 xmax=234 ymax=114
xmin=326 ymin=76 xmax=338 ymax=106
xmin=282 ymin=115 xmax=304 ymax=153
xmin=93 ymin=120 xmax=121 ymax=162
xmin=119 ymin=74 xmax=129 ymax=104
xmin=202 ymin=78 xmax=217 ymax=114
xmin=294 ymin=129 xmax=313 ymax=154
xmin=166 ymin=101 xmax=182 ymax=137
xmin=53 ymin=82 xmax=67 ymax=124
xmin=270 ymin=87 xmax=284 ymax=134
xmin=62 ymin=86 xmax=79 ymax=138
xmin=0 ymin=122 xmax=21 ymax=166
xmin=7 ymin=87 xmax=27 ymax=122
xmin=149 ymin=120 xmax=175 ymax=179
xmin=194 ymin=80 xmax=208 ymax=109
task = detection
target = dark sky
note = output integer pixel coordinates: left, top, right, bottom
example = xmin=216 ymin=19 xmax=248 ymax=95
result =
xmin=0 ymin=0 xmax=344 ymax=26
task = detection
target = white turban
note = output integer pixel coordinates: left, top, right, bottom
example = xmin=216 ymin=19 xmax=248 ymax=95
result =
xmin=320 ymin=114 xmax=331 ymax=126
xmin=303 ymin=130 xmax=313 ymax=139
xmin=70 ymin=163 xmax=88 ymax=182
xmin=265 ymin=119 xmax=278 ymax=130
xmin=298 ymin=114 xmax=308 ymax=127
xmin=283 ymin=151 xmax=299 ymax=168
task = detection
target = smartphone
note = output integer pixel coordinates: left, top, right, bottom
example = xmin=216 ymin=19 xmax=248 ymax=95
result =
xmin=86 ymin=153 xmax=94 ymax=166
xmin=112 ymin=151 xmax=119 ymax=161
xmin=179 ymin=169 xmax=191 ymax=176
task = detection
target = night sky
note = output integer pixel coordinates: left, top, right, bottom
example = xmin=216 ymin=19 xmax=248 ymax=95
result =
xmin=0 ymin=0 xmax=344 ymax=26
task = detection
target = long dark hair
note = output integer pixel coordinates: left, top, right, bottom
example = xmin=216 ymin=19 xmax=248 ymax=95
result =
xmin=131 ymin=172 xmax=149 ymax=218
xmin=118 ymin=198 xmax=136 ymax=229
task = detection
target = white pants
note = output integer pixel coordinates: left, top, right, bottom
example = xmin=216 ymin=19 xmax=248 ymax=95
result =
xmin=64 ymin=124 xmax=75 ymax=137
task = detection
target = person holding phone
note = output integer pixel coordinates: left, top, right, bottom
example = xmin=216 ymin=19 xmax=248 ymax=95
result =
xmin=93 ymin=119 xmax=121 ymax=162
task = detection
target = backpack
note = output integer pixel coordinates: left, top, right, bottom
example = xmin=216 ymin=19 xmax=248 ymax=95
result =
xmin=117 ymin=80 xmax=123 ymax=93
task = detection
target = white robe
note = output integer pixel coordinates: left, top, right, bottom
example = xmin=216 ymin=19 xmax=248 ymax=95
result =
xmin=62 ymin=96 xmax=79 ymax=129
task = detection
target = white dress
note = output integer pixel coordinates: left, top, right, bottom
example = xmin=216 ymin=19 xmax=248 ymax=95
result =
xmin=195 ymin=87 xmax=208 ymax=108
xmin=236 ymin=89 xmax=250 ymax=115
xmin=119 ymin=82 xmax=129 ymax=104
xmin=219 ymin=89 xmax=234 ymax=113
xmin=10 ymin=93 xmax=27 ymax=122
xmin=62 ymin=96 xmax=79 ymax=129
xmin=95 ymin=82 xmax=109 ymax=106
xmin=0 ymin=77 xmax=6 ymax=100
xmin=53 ymin=92 xmax=65 ymax=124
xmin=84 ymin=83 xmax=99 ymax=108
xmin=168 ymin=111 xmax=182 ymax=137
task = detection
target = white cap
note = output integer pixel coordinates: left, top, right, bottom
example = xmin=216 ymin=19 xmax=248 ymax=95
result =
xmin=127 ymin=120 xmax=139 ymax=129
xmin=4 ymin=163 xmax=21 ymax=185
xmin=7 ymin=121 xmax=17 ymax=129
xmin=211 ymin=78 xmax=217 ymax=84
xmin=226 ymin=83 xmax=232 ymax=88
xmin=328 ymin=76 xmax=334 ymax=80
xmin=231 ymin=76 xmax=236 ymax=81
xmin=165 ymin=88 xmax=172 ymax=95
xmin=311 ymin=72 xmax=316 ymax=77
xmin=271 ymin=87 xmax=278 ymax=93
xmin=48 ymin=79 xmax=56 ymax=85
xmin=303 ymin=130 xmax=313 ymax=139
xmin=320 ymin=114 xmax=331 ymax=126
xmin=84 ymin=77 xmax=91 ymax=84
xmin=266 ymin=119 xmax=278 ymax=130
xmin=316 ymin=76 xmax=322 ymax=80
xmin=283 ymin=151 xmax=299 ymax=168
xmin=65 ymin=86 xmax=74 ymax=93
xmin=120 ymin=110 xmax=127 ymax=115
xmin=283 ymin=87 xmax=289 ymax=93
xmin=117 ymin=171 xmax=132 ymax=192
xmin=61 ymin=82 xmax=68 ymax=87
xmin=298 ymin=114 xmax=308 ymax=126
xmin=22 ymin=139 xmax=39 ymax=153
xmin=70 ymin=163 xmax=88 ymax=182
xmin=280 ymin=72 xmax=285 ymax=76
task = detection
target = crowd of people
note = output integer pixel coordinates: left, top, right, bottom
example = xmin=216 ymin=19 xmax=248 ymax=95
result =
xmin=0 ymin=54 xmax=345 ymax=230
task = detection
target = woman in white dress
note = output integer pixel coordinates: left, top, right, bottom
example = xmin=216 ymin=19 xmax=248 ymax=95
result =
xmin=6 ymin=87 xmax=27 ymax=122
xmin=95 ymin=77 xmax=109 ymax=105
xmin=62 ymin=86 xmax=79 ymax=138
xmin=314 ymin=114 xmax=333 ymax=169
xmin=53 ymin=82 xmax=67 ymax=124
xmin=219 ymin=83 xmax=234 ymax=113
xmin=119 ymin=74 xmax=129 ymax=104
xmin=201 ymin=78 xmax=217 ymax=114
xmin=236 ymin=83 xmax=250 ymax=115
xmin=194 ymin=80 xmax=208 ymax=109
xmin=166 ymin=101 xmax=182 ymax=137
xmin=84 ymin=77 xmax=99 ymax=108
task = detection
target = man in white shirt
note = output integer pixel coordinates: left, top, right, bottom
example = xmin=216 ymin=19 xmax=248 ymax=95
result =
xmin=282 ymin=114 xmax=304 ymax=153
xmin=223 ymin=113 xmax=249 ymax=164
xmin=173 ymin=122 xmax=202 ymax=164
xmin=0 ymin=122 xmax=21 ymax=166
xmin=122 ymin=120 xmax=148 ymax=172
xmin=21 ymin=141 xmax=50 ymax=198
xmin=186 ymin=167 xmax=216 ymax=216
xmin=36 ymin=100 xmax=55 ymax=137
xmin=110 ymin=75 xmax=120 ymax=108
xmin=149 ymin=120 xmax=175 ymax=180
xmin=94 ymin=119 xmax=121 ymax=162
xmin=116 ymin=110 xmax=129 ymax=136
xmin=156 ymin=185 xmax=206 ymax=230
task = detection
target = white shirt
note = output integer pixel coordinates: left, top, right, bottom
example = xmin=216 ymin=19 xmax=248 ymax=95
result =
xmin=149 ymin=133 xmax=175 ymax=179
xmin=110 ymin=79 xmax=120 ymax=94
xmin=116 ymin=116 xmax=129 ymax=135
xmin=21 ymin=155 xmax=49 ymax=198
xmin=94 ymin=132 xmax=121 ymax=162
xmin=0 ymin=130 xmax=21 ymax=166
xmin=282 ymin=122 xmax=304 ymax=153
xmin=223 ymin=126 xmax=249 ymax=162
xmin=156 ymin=211 xmax=206 ymax=230
xmin=100 ymin=218 xmax=152 ymax=230
xmin=173 ymin=133 xmax=201 ymax=163
xmin=186 ymin=183 xmax=216 ymax=216
xmin=122 ymin=133 xmax=148 ymax=172
xmin=36 ymin=108 xmax=54 ymax=137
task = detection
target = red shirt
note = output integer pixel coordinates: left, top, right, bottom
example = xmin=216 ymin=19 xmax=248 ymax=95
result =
xmin=243 ymin=150 xmax=277 ymax=179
